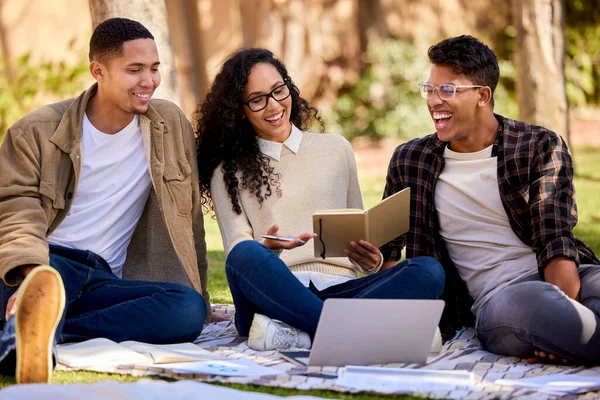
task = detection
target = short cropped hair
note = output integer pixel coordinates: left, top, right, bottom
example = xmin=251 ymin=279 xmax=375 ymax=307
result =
xmin=89 ymin=17 xmax=154 ymax=63
xmin=428 ymin=35 xmax=500 ymax=106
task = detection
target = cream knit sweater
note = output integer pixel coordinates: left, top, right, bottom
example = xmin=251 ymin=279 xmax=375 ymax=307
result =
xmin=211 ymin=130 xmax=363 ymax=278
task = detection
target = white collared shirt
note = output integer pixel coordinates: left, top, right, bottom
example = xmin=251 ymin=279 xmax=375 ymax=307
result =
xmin=257 ymin=124 xmax=353 ymax=291
xmin=257 ymin=124 xmax=303 ymax=161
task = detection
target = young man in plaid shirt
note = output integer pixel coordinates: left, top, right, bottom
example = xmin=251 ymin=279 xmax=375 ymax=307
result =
xmin=379 ymin=35 xmax=600 ymax=364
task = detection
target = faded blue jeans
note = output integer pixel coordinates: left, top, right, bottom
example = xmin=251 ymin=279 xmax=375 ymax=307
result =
xmin=0 ymin=245 xmax=207 ymax=374
xmin=477 ymin=265 xmax=600 ymax=363
xmin=226 ymin=240 xmax=445 ymax=337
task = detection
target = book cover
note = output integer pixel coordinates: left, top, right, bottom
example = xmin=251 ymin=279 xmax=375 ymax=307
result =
xmin=312 ymin=187 xmax=410 ymax=258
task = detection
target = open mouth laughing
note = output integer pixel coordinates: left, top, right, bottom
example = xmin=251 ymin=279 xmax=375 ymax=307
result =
xmin=265 ymin=110 xmax=284 ymax=125
xmin=432 ymin=111 xmax=453 ymax=130
xmin=132 ymin=92 xmax=152 ymax=103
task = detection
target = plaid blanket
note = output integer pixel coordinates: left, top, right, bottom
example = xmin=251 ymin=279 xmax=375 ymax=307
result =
xmin=57 ymin=305 xmax=600 ymax=399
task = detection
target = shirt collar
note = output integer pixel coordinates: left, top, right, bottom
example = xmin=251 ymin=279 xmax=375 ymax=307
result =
xmin=257 ymin=124 xmax=303 ymax=161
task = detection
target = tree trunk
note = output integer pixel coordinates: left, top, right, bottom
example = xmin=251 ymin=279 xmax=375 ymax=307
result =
xmin=0 ymin=0 xmax=14 ymax=82
xmin=165 ymin=0 xmax=208 ymax=117
xmin=512 ymin=0 xmax=569 ymax=146
xmin=358 ymin=0 xmax=388 ymax=63
xmin=88 ymin=0 xmax=181 ymax=105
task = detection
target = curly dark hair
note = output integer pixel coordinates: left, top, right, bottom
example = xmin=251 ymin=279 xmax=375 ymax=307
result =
xmin=89 ymin=18 xmax=153 ymax=63
xmin=428 ymin=35 xmax=499 ymax=107
xmin=195 ymin=48 xmax=323 ymax=214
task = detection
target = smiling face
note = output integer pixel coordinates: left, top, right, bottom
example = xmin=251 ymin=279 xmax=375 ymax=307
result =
xmin=242 ymin=63 xmax=292 ymax=143
xmin=426 ymin=64 xmax=485 ymax=145
xmin=93 ymin=38 xmax=161 ymax=117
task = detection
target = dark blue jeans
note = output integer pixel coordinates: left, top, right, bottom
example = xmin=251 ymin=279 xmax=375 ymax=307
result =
xmin=0 ymin=245 xmax=206 ymax=373
xmin=226 ymin=240 xmax=445 ymax=337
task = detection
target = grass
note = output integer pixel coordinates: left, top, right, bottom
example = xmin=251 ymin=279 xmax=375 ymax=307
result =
xmin=572 ymin=147 xmax=600 ymax=253
xmin=2 ymin=147 xmax=599 ymax=397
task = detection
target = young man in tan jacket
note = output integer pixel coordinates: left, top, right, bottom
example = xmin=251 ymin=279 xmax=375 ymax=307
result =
xmin=0 ymin=18 xmax=211 ymax=383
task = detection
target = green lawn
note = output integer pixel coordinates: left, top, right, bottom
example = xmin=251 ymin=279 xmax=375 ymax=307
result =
xmin=2 ymin=147 xmax=599 ymax=397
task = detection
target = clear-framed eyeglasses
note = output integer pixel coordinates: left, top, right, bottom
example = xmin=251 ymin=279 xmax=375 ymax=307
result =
xmin=243 ymin=82 xmax=291 ymax=112
xmin=418 ymin=83 xmax=484 ymax=100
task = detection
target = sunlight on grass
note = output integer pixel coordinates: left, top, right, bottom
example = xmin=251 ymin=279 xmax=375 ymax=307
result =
xmin=572 ymin=147 xmax=600 ymax=253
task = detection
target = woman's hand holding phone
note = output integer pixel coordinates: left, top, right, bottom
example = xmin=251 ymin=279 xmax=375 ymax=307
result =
xmin=262 ymin=224 xmax=316 ymax=250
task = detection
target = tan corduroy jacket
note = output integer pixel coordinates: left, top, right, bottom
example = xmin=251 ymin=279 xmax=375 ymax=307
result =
xmin=0 ymin=84 xmax=210 ymax=316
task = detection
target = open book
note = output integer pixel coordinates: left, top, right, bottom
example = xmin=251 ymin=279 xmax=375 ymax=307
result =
xmin=312 ymin=187 xmax=410 ymax=258
xmin=57 ymin=338 xmax=224 ymax=369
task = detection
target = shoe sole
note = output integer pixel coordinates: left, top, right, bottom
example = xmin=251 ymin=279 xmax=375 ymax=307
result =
xmin=15 ymin=266 xmax=65 ymax=384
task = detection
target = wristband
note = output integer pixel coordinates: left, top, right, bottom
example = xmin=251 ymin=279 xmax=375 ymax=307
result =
xmin=350 ymin=251 xmax=384 ymax=275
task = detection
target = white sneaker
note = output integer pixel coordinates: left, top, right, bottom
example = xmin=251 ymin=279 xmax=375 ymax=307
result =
xmin=247 ymin=314 xmax=312 ymax=351
xmin=430 ymin=326 xmax=443 ymax=353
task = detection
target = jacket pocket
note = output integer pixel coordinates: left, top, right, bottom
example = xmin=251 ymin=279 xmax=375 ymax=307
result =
xmin=39 ymin=180 xmax=65 ymax=210
xmin=164 ymin=160 xmax=193 ymax=216
xmin=39 ymin=181 xmax=65 ymax=231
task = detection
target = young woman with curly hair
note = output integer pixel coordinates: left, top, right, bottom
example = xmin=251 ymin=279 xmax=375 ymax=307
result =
xmin=195 ymin=48 xmax=445 ymax=350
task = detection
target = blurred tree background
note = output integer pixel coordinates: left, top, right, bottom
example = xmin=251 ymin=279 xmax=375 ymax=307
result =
xmin=0 ymin=0 xmax=598 ymax=144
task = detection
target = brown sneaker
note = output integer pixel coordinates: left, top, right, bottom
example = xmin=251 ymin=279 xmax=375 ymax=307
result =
xmin=15 ymin=266 xmax=65 ymax=384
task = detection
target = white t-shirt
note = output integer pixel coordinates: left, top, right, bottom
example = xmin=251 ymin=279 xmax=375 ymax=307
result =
xmin=435 ymin=144 xmax=538 ymax=316
xmin=47 ymin=114 xmax=152 ymax=278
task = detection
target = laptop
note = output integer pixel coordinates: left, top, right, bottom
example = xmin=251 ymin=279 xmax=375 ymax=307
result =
xmin=280 ymin=299 xmax=444 ymax=367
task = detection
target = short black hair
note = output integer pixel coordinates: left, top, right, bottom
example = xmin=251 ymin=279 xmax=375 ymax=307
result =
xmin=89 ymin=17 xmax=154 ymax=63
xmin=428 ymin=35 xmax=500 ymax=106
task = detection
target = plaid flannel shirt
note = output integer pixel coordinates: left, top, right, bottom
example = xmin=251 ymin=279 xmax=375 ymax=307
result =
xmin=381 ymin=114 xmax=599 ymax=338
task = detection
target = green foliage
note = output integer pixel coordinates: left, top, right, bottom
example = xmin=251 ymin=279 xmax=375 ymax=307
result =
xmin=493 ymin=60 xmax=519 ymax=120
xmin=324 ymin=40 xmax=519 ymax=142
xmin=0 ymin=41 xmax=89 ymax=144
xmin=565 ymin=25 xmax=600 ymax=107
xmin=565 ymin=0 xmax=600 ymax=106
xmin=324 ymin=40 xmax=431 ymax=141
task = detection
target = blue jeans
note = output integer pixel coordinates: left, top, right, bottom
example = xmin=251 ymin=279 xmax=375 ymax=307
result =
xmin=0 ymin=245 xmax=206 ymax=374
xmin=477 ymin=265 xmax=600 ymax=363
xmin=226 ymin=240 xmax=445 ymax=336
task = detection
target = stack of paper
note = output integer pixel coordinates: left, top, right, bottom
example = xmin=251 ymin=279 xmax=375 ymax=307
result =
xmin=496 ymin=374 xmax=600 ymax=395
xmin=336 ymin=366 xmax=474 ymax=393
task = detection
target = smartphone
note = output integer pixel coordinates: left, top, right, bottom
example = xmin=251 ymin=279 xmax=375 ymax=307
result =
xmin=261 ymin=234 xmax=302 ymax=243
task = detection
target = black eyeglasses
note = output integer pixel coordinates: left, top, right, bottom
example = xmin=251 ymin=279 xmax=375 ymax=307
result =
xmin=243 ymin=82 xmax=291 ymax=112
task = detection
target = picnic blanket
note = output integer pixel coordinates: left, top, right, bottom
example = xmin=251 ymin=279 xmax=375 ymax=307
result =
xmin=56 ymin=304 xmax=600 ymax=399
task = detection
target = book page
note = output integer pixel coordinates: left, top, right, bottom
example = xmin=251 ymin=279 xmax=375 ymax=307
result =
xmin=120 ymin=341 xmax=225 ymax=364
xmin=366 ymin=187 xmax=410 ymax=247
xmin=57 ymin=338 xmax=152 ymax=368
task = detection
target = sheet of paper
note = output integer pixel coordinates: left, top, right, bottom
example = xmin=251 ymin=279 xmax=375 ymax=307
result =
xmin=336 ymin=366 xmax=474 ymax=394
xmin=496 ymin=374 xmax=600 ymax=395
xmin=157 ymin=359 xmax=286 ymax=377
